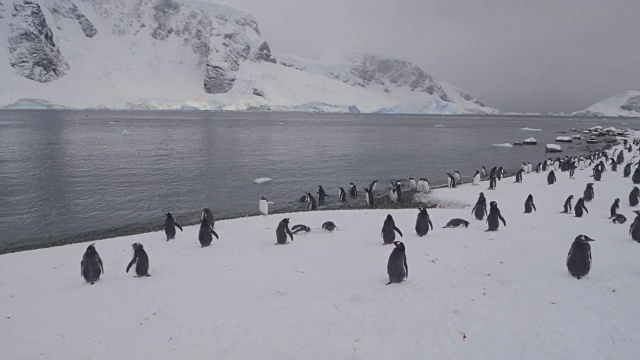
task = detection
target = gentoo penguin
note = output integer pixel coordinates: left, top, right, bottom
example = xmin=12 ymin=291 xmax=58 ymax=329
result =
xmin=578 ymin=157 xmax=585 ymax=170
xmin=447 ymin=173 xmax=456 ymax=188
xmin=322 ymin=221 xmax=337 ymax=232
xmin=202 ymin=208 xmax=215 ymax=229
xmin=393 ymin=181 xmax=402 ymax=201
xmin=514 ymin=168 xmax=524 ymax=183
xmin=612 ymin=214 xmax=627 ymax=224
xmin=488 ymin=175 xmax=497 ymax=190
xmin=338 ymin=187 xmax=346 ymax=202
xmin=489 ymin=166 xmax=497 ymax=179
xmin=81 ymin=244 xmax=104 ymax=284
xmin=624 ymin=163 xmax=632 ymax=177
xmin=163 ymin=213 xmax=183 ymax=241
xmin=198 ymin=218 xmax=219 ymax=247
xmin=453 ymin=171 xmax=461 ymax=183
xmin=349 ymin=182 xmax=358 ymax=197
xmin=259 ymin=196 xmax=274 ymax=216
xmin=536 ymin=162 xmax=542 ymax=173
xmin=524 ymin=194 xmax=536 ymax=213
xmin=472 ymin=170 xmax=480 ymax=185
xmin=497 ymin=167 xmax=504 ymax=180
xmin=617 ymin=151 xmax=625 ymax=165
xmin=486 ymin=201 xmax=506 ymax=231
xmin=317 ymin=186 xmax=329 ymax=205
xmin=291 ymin=224 xmax=310 ymax=234
xmin=542 ymin=161 xmax=548 ymax=172
xmin=569 ymin=161 xmax=576 ymax=179
xmin=630 ymin=187 xmax=640 ymax=206
xmin=415 ymin=208 xmax=434 ymax=237
xmin=443 ymin=219 xmax=470 ymax=228
xmin=305 ymin=192 xmax=317 ymax=210
xmin=609 ymin=198 xmax=620 ymax=218
xmin=633 ymin=214 xmax=640 ymax=241
xmin=369 ymin=180 xmax=378 ymax=192
xmin=566 ymin=235 xmax=595 ymax=279
xmin=481 ymin=166 xmax=488 ymax=177
xmin=364 ymin=187 xmax=374 ymax=207
xmin=561 ymin=195 xmax=574 ymax=213
xmin=547 ymin=170 xmax=557 ymax=185
xmin=421 ymin=178 xmax=431 ymax=193
xmin=527 ymin=162 xmax=533 ymax=173
xmin=409 ymin=178 xmax=417 ymax=191
xmin=610 ymin=158 xmax=618 ymax=172
xmin=389 ymin=183 xmax=399 ymax=203
xmin=574 ymin=198 xmax=588 ymax=218
xmin=275 ymin=218 xmax=294 ymax=245
xmin=386 ymin=241 xmax=408 ymax=285
xmin=553 ymin=158 xmax=560 ymax=171
xmin=633 ymin=168 xmax=640 ymax=184
xmin=381 ymin=214 xmax=403 ymax=244
xmin=472 ymin=192 xmax=488 ymax=220
xmin=126 ymin=243 xmax=150 ymax=277
xmin=592 ymin=167 xmax=602 ymax=181
xmin=416 ymin=178 xmax=424 ymax=192
xmin=583 ymin=183 xmax=595 ymax=202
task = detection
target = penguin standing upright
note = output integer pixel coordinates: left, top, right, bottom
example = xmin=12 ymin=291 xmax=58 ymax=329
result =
xmin=349 ymin=182 xmax=358 ymax=197
xmin=574 ymin=198 xmax=589 ymax=218
xmin=617 ymin=151 xmax=625 ymax=165
xmin=386 ymin=241 xmax=408 ymax=285
xmin=409 ymin=178 xmax=417 ymax=191
xmin=633 ymin=168 xmax=640 ymax=184
xmin=624 ymin=163 xmax=632 ymax=177
xmin=472 ymin=192 xmax=488 ymax=220
xmin=542 ymin=161 xmax=548 ymax=172
xmin=447 ymin=173 xmax=456 ymax=188
xmin=486 ymin=201 xmax=507 ymax=231
xmin=527 ymin=162 xmax=533 ymax=173
xmin=592 ymin=168 xmax=602 ymax=181
xmin=488 ymin=175 xmax=497 ymax=190
xmin=81 ymin=244 xmax=104 ymax=284
xmin=381 ymin=214 xmax=403 ymax=244
xmin=609 ymin=198 xmax=620 ymax=218
xmin=304 ymin=192 xmax=317 ymax=210
xmin=163 ymin=213 xmax=183 ymax=241
xmin=629 ymin=211 xmax=640 ymax=242
xmin=481 ymin=166 xmax=488 ymax=177
xmin=126 ymin=243 xmax=150 ymax=277
xmin=364 ymin=187 xmax=374 ymax=207
xmin=259 ymin=196 xmax=274 ymax=215
xmin=421 ymin=178 xmax=430 ymax=193
xmin=389 ymin=182 xmax=399 ymax=203
xmin=202 ymin=208 xmax=215 ymax=229
xmin=472 ymin=171 xmax=480 ymax=185
xmin=514 ymin=169 xmax=524 ymax=183
xmin=583 ymin=183 xmax=595 ymax=202
xmin=610 ymin=158 xmax=618 ymax=172
xmin=275 ymin=218 xmax=294 ymax=245
xmin=338 ymin=187 xmax=346 ymax=202
xmin=317 ymin=186 xmax=329 ymax=205
xmin=394 ymin=181 xmax=402 ymax=201
xmin=578 ymin=157 xmax=585 ymax=170
xmin=489 ymin=167 xmax=497 ymax=179
xmin=630 ymin=187 xmax=640 ymax=206
xmin=561 ymin=195 xmax=574 ymax=213
xmin=497 ymin=167 xmax=504 ymax=180
xmin=198 ymin=218 xmax=219 ymax=247
xmin=536 ymin=162 xmax=542 ymax=173
xmin=566 ymin=235 xmax=595 ymax=279
xmin=369 ymin=180 xmax=378 ymax=192
xmin=524 ymin=194 xmax=536 ymax=213
xmin=415 ymin=208 xmax=434 ymax=237
xmin=547 ymin=170 xmax=557 ymax=185
xmin=453 ymin=171 xmax=461 ymax=183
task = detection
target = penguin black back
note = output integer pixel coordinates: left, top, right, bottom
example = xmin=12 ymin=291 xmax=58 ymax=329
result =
xmin=126 ymin=243 xmax=150 ymax=276
xmin=415 ymin=208 xmax=434 ymax=237
xmin=381 ymin=214 xmax=403 ymax=244
xmin=198 ymin=218 xmax=219 ymax=247
xmin=364 ymin=187 xmax=374 ymax=207
xmin=81 ymin=244 xmax=104 ymax=284
xmin=629 ymin=211 xmax=640 ymax=242
xmin=486 ymin=201 xmax=506 ymax=231
xmin=305 ymin=192 xmax=317 ymax=210
xmin=202 ymin=208 xmax=215 ymax=229
xmin=291 ymin=224 xmax=310 ymax=234
xmin=583 ymin=183 xmax=594 ymax=202
xmin=566 ymin=235 xmax=594 ymax=279
xmin=322 ymin=221 xmax=337 ymax=232
xmin=472 ymin=192 xmax=488 ymax=220
xmin=386 ymin=241 xmax=408 ymax=285
xmin=524 ymin=194 xmax=536 ymax=213
xmin=574 ymin=198 xmax=588 ymax=218
xmin=349 ymin=183 xmax=358 ymax=197
xmin=561 ymin=195 xmax=574 ymax=213
xmin=338 ymin=187 xmax=346 ymax=202
xmin=163 ymin=213 xmax=183 ymax=241
xmin=317 ymin=186 xmax=329 ymax=205
xmin=630 ymin=187 xmax=639 ymax=207
xmin=609 ymin=198 xmax=620 ymax=218
xmin=275 ymin=218 xmax=294 ymax=245
xmin=547 ymin=170 xmax=556 ymax=185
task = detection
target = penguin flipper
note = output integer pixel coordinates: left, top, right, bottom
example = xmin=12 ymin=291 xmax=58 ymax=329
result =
xmin=175 ymin=222 xmax=183 ymax=232
xmin=394 ymin=226 xmax=403 ymax=237
xmin=429 ymin=220 xmax=434 ymax=231
xmin=584 ymin=206 xmax=589 ymax=213
xmin=532 ymin=204 xmax=537 ymax=211
xmin=211 ymin=230 xmax=219 ymax=239
xmin=386 ymin=281 xmax=392 ymax=285
xmin=404 ymin=255 xmax=408 ymax=279
xmin=80 ymin=260 xmax=84 ymax=277
xmin=286 ymin=228 xmax=294 ymax=241
xmin=126 ymin=257 xmax=136 ymax=273
xmin=98 ymin=256 xmax=104 ymax=274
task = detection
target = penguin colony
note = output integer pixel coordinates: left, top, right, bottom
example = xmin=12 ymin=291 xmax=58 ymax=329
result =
xmin=80 ymin=129 xmax=640 ymax=285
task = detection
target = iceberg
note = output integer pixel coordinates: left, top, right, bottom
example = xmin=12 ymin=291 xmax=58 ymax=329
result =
xmin=492 ymin=143 xmax=513 ymax=148
xmin=523 ymin=137 xmax=537 ymax=145
xmin=253 ymin=177 xmax=273 ymax=184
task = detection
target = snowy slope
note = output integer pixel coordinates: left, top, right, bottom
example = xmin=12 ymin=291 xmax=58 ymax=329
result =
xmin=573 ymin=91 xmax=640 ymax=117
xmin=2 ymin=133 xmax=640 ymax=359
xmin=0 ymin=0 xmax=495 ymax=114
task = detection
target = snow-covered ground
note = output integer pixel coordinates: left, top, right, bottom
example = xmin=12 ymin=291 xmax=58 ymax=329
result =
xmin=574 ymin=91 xmax=640 ymax=117
xmin=2 ymin=136 xmax=640 ymax=359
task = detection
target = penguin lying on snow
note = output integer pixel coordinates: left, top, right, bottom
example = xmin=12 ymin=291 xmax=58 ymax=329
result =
xmin=81 ymin=244 xmax=104 ymax=284
xmin=322 ymin=221 xmax=337 ymax=232
xmin=566 ymin=235 xmax=594 ymax=279
xmin=443 ymin=219 xmax=469 ymax=228
xmin=126 ymin=243 xmax=150 ymax=277
xmin=386 ymin=241 xmax=408 ymax=285
xmin=291 ymin=224 xmax=310 ymax=234
xmin=612 ymin=214 xmax=627 ymax=224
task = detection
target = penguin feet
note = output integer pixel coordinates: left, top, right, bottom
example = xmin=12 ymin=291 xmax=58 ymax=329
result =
xmin=90 ymin=282 xmax=94 ymax=285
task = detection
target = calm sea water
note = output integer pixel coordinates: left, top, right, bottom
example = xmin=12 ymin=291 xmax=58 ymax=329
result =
xmin=0 ymin=110 xmax=636 ymax=253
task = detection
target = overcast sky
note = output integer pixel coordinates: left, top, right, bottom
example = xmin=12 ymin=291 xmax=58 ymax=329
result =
xmin=216 ymin=0 xmax=639 ymax=113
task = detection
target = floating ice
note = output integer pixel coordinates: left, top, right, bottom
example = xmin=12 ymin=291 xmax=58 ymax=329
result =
xmin=121 ymin=130 xmax=131 ymax=136
xmin=434 ymin=124 xmax=445 ymax=127
xmin=523 ymin=137 xmax=537 ymax=145
xmin=253 ymin=177 xmax=273 ymax=184
xmin=492 ymin=143 xmax=513 ymax=148
xmin=519 ymin=127 xmax=543 ymax=131
xmin=555 ymin=136 xmax=572 ymax=143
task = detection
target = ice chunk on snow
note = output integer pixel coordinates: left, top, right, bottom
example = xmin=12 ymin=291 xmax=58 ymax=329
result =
xmin=253 ymin=177 xmax=273 ymax=184
xmin=492 ymin=143 xmax=513 ymax=148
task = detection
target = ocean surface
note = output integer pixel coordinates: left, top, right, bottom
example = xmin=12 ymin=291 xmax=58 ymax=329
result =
xmin=0 ymin=110 xmax=636 ymax=253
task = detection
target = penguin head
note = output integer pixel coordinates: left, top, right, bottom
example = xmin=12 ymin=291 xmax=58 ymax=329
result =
xmin=527 ymin=194 xmax=533 ymax=200
xmin=409 ymin=177 xmax=414 ymax=180
xmin=131 ymin=243 xmax=143 ymax=250
xmin=166 ymin=212 xmax=172 ymax=218
xmin=615 ymin=198 xmax=620 ymax=203
xmin=260 ymin=196 xmax=266 ymax=200
xmin=393 ymin=241 xmax=405 ymax=251
xmin=282 ymin=218 xmax=290 ymax=224
xmin=490 ymin=201 xmax=497 ymax=207
xmin=386 ymin=214 xmax=393 ymax=221
xmin=350 ymin=182 xmax=355 ymax=186
xmin=86 ymin=244 xmax=96 ymax=253
xmin=576 ymin=235 xmax=595 ymax=243
xmin=634 ymin=187 xmax=639 ymax=191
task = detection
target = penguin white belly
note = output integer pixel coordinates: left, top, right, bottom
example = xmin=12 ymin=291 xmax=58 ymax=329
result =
xmin=423 ymin=182 xmax=430 ymax=193
xmin=527 ymin=164 xmax=533 ymax=173
xmin=389 ymin=189 xmax=398 ymax=203
xmin=259 ymin=200 xmax=268 ymax=215
xmin=454 ymin=173 xmax=461 ymax=183
xmin=409 ymin=179 xmax=417 ymax=190
xmin=472 ymin=174 xmax=480 ymax=185
xmin=416 ymin=180 xmax=424 ymax=192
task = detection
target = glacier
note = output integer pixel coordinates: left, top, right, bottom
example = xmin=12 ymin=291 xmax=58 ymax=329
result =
xmin=573 ymin=91 xmax=640 ymax=117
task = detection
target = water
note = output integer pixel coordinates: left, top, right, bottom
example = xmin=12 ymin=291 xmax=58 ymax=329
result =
xmin=0 ymin=110 xmax=635 ymax=253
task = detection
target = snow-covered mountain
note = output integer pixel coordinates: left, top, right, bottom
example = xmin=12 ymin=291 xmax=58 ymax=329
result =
xmin=573 ymin=91 xmax=640 ymax=117
xmin=0 ymin=0 xmax=497 ymax=114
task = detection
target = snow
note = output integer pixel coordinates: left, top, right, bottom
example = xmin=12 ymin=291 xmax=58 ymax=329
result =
xmin=520 ymin=127 xmax=543 ymax=131
xmin=2 ymin=134 xmax=640 ymax=359
xmin=253 ymin=177 xmax=273 ymax=184
xmin=546 ymin=144 xmax=563 ymax=152
xmin=574 ymin=91 xmax=640 ymax=117
xmin=492 ymin=143 xmax=513 ymax=148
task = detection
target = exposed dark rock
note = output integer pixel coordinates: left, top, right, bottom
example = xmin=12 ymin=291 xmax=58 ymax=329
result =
xmin=621 ymin=96 xmax=640 ymax=113
xmin=255 ymin=41 xmax=276 ymax=63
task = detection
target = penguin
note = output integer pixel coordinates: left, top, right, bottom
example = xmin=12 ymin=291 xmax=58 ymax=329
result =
xmin=386 ymin=241 xmax=408 ymax=285
xmin=305 ymin=192 xmax=317 ymax=210
xmin=163 ymin=213 xmax=183 ymax=241
xmin=443 ymin=219 xmax=470 ymax=228
xmin=381 ymin=214 xmax=403 ymax=244
xmin=486 ymin=201 xmax=506 ymax=231
xmin=389 ymin=183 xmax=399 ymax=203
xmin=364 ymin=187 xmax=374 ymax=207
xmin=524 ymin=194 xmax=536 ymax=213
xmin=569 ymin=161 xmax=576 ymax=179
xmin=322 ymin=221 xmax=337 ymax=232
xmin=514 ymin=168 xmax=524 ymax=183
xmin=497 ymin=167 xmax=504 ymax=180
xmin=578 ymin=157 xmax=585 ymax=170
xmin=592 ymin=168 xmax=602 ymax=181
xmin=583 ymin=183 xmax=595 ymax=202
xmin=202 ymin=208 xmax=215 ymax=229
xmin=409 ymin=178 xmax=417 ymax=191
xmin=574 ymin=198 xmax=588 ymax=218
xmin=472 ymin=170 xmax=480 ymax=185
xmin=415 ymin=208 xmax=434 ymax=237
xmin=317 ymin=186 xmax=329 ymax=206
xmin=630 ymin=187 xmax=640 ymax=207
xmin=447 ymin=173 xmax=456 ymax=188
xmin=566 ymin=235 xmax=595 ymax=279
xmin=624 ymin=163 xmax=632 ymax=177
xmin=612 ymin=214 xmax=627 ymax=224
xmin=489 ymin=166 xmax=497 ymax=179
xmin=259 ymin=196 xmax=274 ymax=216
xmin=299 ymin=195 xmax=308 ymax=202
xmin=527 ymin=162 xmax=533 ymax=173
xmin=561 ymin=195 xmax=574 ymax=214
xmin=392 ymin=181 xmax=402 ymax=201
xmin=416 ymin=178 xmax=424 ymax=192
xmin=472 ymin=192 xmax=488 ymax=220
xmin=198 ymin=218 xmax=219 ymax=247
xmin=81 ymin=244 xmax=104 ymax=284
xmin=275 ymin=218 xmax=294 ymax=245
xmin=633 ymin=168 xmax=640 ymax=184
xmin=481 ymin=166 xmax=488 ymax=177
xmin=369 ymin=180 xmax=378 ymax=192
xmin=349 ymin=182 xmax=358 ymax=197
xmin=421 ymin=178 xmax=430 ymax=193
xmin=126 ymin=243 xmax=150 ymax=277
xmin=453 ymin=171 xmax=461 ymax=183
xmin=338 ymin=187 xmax=346 ymax=202
xmin=610 ymin=158 xmax=618 ymax=172
xmin=488 ymin=175 xmax=497 ymax=190
xmin=609 ymin=198 xmax=620 ymax=218
xmin=547 ymin=170 xmax=557 ymax=185
xmin=542 ymin=161 xmax=548 ymax=172
xmin=553 ymin=159 xmax=560 ymax=171
xmin=291 ymin=224 xmax=310 ymax=234
xmin=617 ymin=151 xmax=625 ymax=165
xmin=536 ymin=162 xmax=542 ymax=173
